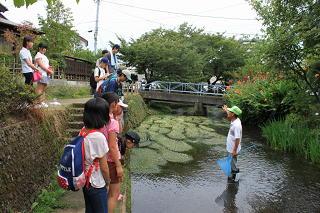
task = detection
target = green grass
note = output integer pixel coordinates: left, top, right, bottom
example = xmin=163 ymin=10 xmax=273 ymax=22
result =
xmin=46 ymin=85 xmax=91 ymax=100
xmin=262 ymin=119 xmax=320 ymax=164
xmin=31 ymin=174 xmax=68 ymax=213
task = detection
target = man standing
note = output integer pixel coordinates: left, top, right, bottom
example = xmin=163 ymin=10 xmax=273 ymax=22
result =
xmin=222 ymin=105 xmax=242 ymax=182
xmin=107 ymin=44 xmax=120 ymax=74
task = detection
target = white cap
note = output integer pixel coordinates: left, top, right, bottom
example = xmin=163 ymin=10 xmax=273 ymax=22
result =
xmin=118 ymin=100 xmax=128 ymax=108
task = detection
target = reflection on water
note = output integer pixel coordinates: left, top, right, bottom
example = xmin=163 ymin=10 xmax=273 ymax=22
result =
xmin=131 ymin=110 xmax=320 ymax=213
xmin=215 ymin=182 xmax=239 ymax=213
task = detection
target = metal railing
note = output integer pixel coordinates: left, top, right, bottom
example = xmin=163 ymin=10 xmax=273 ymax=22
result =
xmin=137 ymin=81 xmax=225 ymax=96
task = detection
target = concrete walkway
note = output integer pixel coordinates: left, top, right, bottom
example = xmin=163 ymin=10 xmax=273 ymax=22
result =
xmin=48 ymin=97 xmax=91 ymax=107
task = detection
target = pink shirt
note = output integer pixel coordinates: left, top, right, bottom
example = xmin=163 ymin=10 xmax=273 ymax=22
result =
xmin=100 ymin=118 xmax=120 ymax=162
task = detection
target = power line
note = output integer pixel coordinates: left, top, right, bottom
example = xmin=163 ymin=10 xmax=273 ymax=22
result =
xmin=117 ymin=10 xmax=165 ymax=25
xmin=101 ymin=0 xmax=258 ymax=21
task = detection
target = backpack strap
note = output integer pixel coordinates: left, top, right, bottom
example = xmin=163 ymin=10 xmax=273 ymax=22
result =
xmin=79 ymin=127 xmax=97 ymax=137
xmin=79 ymin=127 xmax=103 ymax=188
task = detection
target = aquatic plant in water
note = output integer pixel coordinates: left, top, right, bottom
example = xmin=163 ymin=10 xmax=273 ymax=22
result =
xmin=131 ymin=115 xmax=225 ymax=174
xmin=130 ymin=148 xmax=167 ymax=174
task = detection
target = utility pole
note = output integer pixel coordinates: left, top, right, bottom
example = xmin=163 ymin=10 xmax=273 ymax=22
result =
xmin=94 ymin=0 xmax=101 ymax=53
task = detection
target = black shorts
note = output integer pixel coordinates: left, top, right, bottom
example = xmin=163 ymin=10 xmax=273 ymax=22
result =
xmin=23 ymin=72 xmax=33 ymax=85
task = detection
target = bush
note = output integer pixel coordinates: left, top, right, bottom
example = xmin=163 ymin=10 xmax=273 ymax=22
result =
xmin=225 ymin=74 xmax=297 ymax=125
xmin=46 ymin=85 xmax=91 ymax=100
xmin=124 ymin=93 xmax=149 ymax=131
xmin=0 ymin=66 xmax=35 ymax=120
xmin=262 ymin=115 xmax=320 ymax=164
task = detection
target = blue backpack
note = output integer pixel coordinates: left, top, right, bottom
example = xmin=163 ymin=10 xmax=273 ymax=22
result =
xmin=97 ymin=75 xmax=118 ymax=96
xmin=57 ymin=129 xmax=99 ymax=191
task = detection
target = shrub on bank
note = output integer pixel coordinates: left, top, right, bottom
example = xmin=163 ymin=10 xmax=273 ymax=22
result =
xmin=225 ymin=74 xmax=296 ymax=125
xmin=0 ymin=65 xmax=36 ymax=121
xmin=46 ymin=85 xmax=91 ymax=100
xmin=124 ymin=93 xmax=149 ymax=131
xmin=262 ymin=114 xmax=320 ymax=164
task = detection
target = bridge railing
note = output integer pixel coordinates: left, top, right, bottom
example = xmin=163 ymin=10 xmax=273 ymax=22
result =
xmin=138 ymin=81 xmax=225 ymax=96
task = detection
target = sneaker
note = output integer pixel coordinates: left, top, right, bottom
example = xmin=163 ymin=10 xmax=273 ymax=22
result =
xmin=41 ymin=102 xmax=49 ymax=108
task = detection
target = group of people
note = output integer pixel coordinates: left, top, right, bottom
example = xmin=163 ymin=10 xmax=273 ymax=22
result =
xmin=91 ymin=44 xmax=132 ymax=99
xmin=19 ymin=35 xmax=243 ymax=211
xmin=82 ymin=93 xmax=140 ymax=213
xmin=19 ymin=36 xmax=53 ymax=108
xmin=81 ymin=46 xmax=138 ymax=213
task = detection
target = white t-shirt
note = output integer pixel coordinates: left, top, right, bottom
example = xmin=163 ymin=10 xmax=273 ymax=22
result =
xmin=226 ymin=118 xmax=242 ymax=154
xmin=96 ymin=57 xmax=102 ymax=67
xmin=84 ymin=131 xmax=109 ymax=188
xmin=35 ymin=52 xmax=49 ymax=77
xmin=94 ymin=67 xmax=106 ymax=91
xmin=19 ymin=47 xmax=33 ymax=73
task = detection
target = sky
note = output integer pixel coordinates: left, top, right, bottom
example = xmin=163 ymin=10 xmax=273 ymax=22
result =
xmin=2 ymin=0 xmax=263 ymax=51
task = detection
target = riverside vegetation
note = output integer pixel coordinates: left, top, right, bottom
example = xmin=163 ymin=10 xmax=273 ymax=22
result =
xmin=131 ymin=115 xmax=227 ymax=174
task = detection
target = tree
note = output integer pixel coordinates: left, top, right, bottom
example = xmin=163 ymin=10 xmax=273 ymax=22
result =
xmin=38 ymin=0 xmax=81 ymax=63
xmin=250 ymin=0 xmax=320 ymax=103
xmin=201 ymin=35 xmax=246 ymax=84
xmin=3 ymin=21 xmax=39 ymax=56
xmin=13 ymin=0 xmax=79 ymax=8
xmin=119 ymin=23 xmax=245 ymax=83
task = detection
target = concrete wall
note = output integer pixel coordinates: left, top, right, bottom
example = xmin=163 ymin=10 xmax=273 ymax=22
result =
xmin=50 ymin=79 xmax=89 ymax=87
xmin=0 ymin=110 xmax=69 ymax=212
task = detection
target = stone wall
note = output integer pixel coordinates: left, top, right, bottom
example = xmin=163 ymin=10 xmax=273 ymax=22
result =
xmin=0 ymin=110 xmax=69 ymax=212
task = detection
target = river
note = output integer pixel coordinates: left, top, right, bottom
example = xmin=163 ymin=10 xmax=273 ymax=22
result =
xmin=130 ymin=107 xmax=320 ymax=213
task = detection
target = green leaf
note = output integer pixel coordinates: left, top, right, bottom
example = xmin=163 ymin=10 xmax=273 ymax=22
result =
xmin=13 ymin=0 xmax=25 ymax=7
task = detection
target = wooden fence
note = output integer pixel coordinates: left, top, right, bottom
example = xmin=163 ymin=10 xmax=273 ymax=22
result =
xmin=0 ymin=55 xmax=94 ymax=81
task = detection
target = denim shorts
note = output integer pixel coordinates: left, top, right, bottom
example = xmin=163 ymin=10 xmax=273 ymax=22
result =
xmin=39 ymin=76 xmax=50 ymax=84
xmin=83 ymin=185 xmax=108 ymax=213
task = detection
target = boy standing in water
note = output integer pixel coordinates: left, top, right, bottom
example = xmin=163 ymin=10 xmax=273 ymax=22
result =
xmin=222 ymin=105 xmax=242 ymax=182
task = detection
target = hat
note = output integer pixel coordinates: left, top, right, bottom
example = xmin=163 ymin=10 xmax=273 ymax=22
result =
xmin=121 ymin=69 xmax=132 ymax=81
xmin=118 ymin=100 xmax=128 ymax=108
xmin=100 ymin=57 xmax=109 ymax=64
xmin=125 ymin=131 xmax=140 ymax=146
xmin=227 ymin=106 xmax=242 ymax=116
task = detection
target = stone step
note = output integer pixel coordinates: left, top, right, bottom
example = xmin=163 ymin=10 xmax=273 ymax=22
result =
xmin=72 ymin=103 xmax=85 ymax=108
xmin=69 ymin=107 xmax=84 ymax=114
xmin=66 ymin=129 xmax=80 ymax=137
xmin=70 ymin=114 xmax=83 ymax=121
xmin=68 ymin=121 xmax=84 ymax=129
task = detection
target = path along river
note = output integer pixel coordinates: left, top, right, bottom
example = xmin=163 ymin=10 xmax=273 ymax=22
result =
xmin=130 ymin=108 xmax=320 ymax=213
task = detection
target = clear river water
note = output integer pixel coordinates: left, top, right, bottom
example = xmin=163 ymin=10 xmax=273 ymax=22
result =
xmin=130 ymin=108 xmax=320 ymax=213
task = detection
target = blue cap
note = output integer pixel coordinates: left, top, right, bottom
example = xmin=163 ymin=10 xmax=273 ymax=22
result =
xmin=100 ymin=57 xmax=109 ymax=64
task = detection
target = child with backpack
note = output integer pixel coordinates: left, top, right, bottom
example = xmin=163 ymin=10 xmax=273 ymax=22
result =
xmin=82 ymin=98 xmax=111 ymax=212
xmin=90 ymin=58 xmax=110 ymax=96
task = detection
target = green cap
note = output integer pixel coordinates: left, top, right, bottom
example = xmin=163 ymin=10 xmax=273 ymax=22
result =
xmin=227 ymin=106 xmax=242 ymax=116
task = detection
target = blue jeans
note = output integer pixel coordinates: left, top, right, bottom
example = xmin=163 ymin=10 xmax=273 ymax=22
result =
xmin=83 ymin=185 xmax=108 ymax=213
xmin=228 ymin=153 xmax=238 ymax=179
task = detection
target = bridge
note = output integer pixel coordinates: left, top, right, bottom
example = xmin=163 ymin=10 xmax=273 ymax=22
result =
xmin=136 ymin=81 xmax=225 ymax=114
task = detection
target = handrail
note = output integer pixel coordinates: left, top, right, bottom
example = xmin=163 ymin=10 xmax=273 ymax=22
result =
xmin=136 ymin=81 xmax=226 ymax=96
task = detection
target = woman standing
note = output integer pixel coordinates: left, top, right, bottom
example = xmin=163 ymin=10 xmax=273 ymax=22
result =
xmin=34 ymin=43 xmax=53 ymax=107
xmin=19 ymin=36 xmax=39 ymax=85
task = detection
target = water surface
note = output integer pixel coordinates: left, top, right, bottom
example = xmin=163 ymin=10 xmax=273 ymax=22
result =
xmin=131 ymin=110 xmax=320 ymax=213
